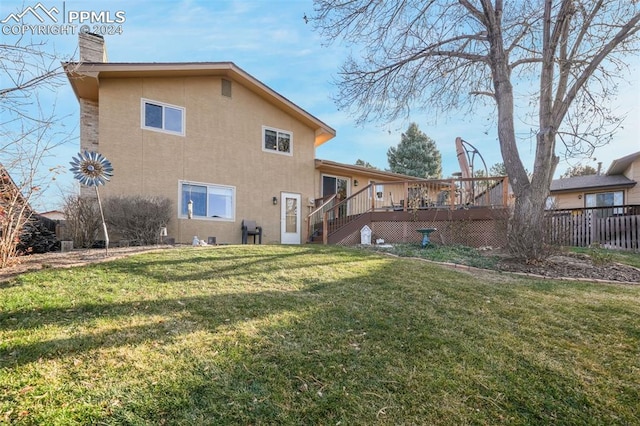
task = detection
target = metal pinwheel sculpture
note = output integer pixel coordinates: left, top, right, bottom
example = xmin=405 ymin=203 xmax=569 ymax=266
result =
xmin=70 ymin=151 xmax=113 ymax=186
xmin=70 ymin=151 xmax=114 ymax=255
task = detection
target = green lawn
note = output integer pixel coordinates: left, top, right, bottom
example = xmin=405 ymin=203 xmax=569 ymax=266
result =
xmin=1 ymin=245 xmax=639 ymax=425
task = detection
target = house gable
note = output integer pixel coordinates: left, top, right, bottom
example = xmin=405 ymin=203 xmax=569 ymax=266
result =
xmin=63 ymin=35 xmax=336 ymax=245
xmin=64 ymin=62 xmax=336 ymax=147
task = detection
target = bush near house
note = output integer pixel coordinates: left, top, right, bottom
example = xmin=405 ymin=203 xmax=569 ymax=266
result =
xmin=63 ymin=195 xmax=102 ymax=248
xmin=17 ymin=216 xmax=57 ymax=254
xmin=104 ymin=195 xmax=172 ymax=245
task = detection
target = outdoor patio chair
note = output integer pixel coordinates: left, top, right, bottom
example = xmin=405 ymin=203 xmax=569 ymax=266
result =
xmin=390 ymin=193 xmax=404 ymax=211
xmin=241 ymin=220 xmax=263 ymax=244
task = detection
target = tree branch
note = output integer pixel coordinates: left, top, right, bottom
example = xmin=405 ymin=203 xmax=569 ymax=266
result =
xmin=552 ymin=11 xmax=640 ymax=127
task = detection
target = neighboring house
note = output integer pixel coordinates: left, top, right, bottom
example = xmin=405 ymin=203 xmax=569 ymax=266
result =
xmin=549 ymin=151 xmax=640 ymax=211
xmin=39 ymin=210 xmax=66 ymax=221
xmin=38 ymin=210 xmax=66 ymax=240
xmin=64 ymin=33 xmax=336 ymax=245
xmin=547 ymin=151 xmax=639 ymax=250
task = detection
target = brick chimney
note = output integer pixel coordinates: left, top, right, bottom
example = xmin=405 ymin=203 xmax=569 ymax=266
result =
xmin=76 ymin=33 xmax=106 ymax=199
xmin=79 ymin=32 xmax=107 ymax=62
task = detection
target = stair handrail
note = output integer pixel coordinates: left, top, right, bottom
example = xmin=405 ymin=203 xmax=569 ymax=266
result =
xmin=306 ymin=194 xmax=337 ymax=242
xmin=322 ymin=184 xmax=375 ymax=244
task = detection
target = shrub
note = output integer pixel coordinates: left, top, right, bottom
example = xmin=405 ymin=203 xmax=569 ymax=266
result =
xmin=103 ymin=195 xmax=172 ymax=245
xmin=588 ymin=242 xmax=614 ymax=266
xmin=63 ymin=194 xmax=101 ymax=248
xmin=17 ymin=216 xmax=57 ymax=254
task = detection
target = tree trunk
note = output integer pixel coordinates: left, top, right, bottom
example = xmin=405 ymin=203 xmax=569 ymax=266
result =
xmin=506 ymin=124 xmax=559 ymax=260
xmin=504 ymin=0 xmax=559 ymax=261
xmin=484 ymin=4 xmax=547 ymax=260
xmin=507 ymin=186 xmax=548 ymax=261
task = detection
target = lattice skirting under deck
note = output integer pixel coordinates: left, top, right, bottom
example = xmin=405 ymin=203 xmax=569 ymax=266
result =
xmin=336 ymin=219 xmax=508 ymax=248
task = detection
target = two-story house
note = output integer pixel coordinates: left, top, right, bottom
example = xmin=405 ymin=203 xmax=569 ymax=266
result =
xmin=65 ymin=33 xmax=336 ymax=245
xmin=66 ymin=34 xmax=504 ymax=248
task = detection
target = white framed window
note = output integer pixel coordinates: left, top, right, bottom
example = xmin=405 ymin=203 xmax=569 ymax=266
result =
xmin=585 ymin=190 xmax=624 ymax=216
xmin=369 ymin=181 xmax=384 ymax=200
xmin=262 ymin=126 xmax=292 ymax=155
xmin=142 ymin=99 xmax=185 ymax=136
xmin=179 ymin=180 xmax=235 ymax=221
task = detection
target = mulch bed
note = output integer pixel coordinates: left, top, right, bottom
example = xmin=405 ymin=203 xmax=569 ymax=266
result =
xmin=495 ymin=252 xmax=640 ymax=283
xmin=0 ymin=245 xmax=175 ymax=282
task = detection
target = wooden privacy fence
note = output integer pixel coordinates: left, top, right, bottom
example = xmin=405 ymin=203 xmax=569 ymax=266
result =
xmin=546 ymin=206 xmax=640 ymax=251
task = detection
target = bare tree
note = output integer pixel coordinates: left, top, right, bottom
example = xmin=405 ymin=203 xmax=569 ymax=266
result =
xmin=312 ymin=0 xmax=640 ymax=259
xmin=62 ymin=194 xmax=101 ymax=249
xmin=0 ymin=36 xmax=74 ymax=266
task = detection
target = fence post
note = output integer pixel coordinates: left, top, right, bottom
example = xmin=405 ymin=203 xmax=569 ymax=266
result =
xmin=371 ymin=182 xmax=376 ymax=211
xmin=502 ymin=176 xmax=509 ymax=207
xmin=403 ymin=181 xmax=409 ymax=211
xmin=449 ymin=179 xmax=456 ymax=210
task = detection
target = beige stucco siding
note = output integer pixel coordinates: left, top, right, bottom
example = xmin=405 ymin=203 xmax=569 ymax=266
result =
xmin=551 ymin=192 xmax=583 ymax=209
xmin=552 ymin=186 xmax=636 ymax=210
xmin=98 ymin=75 xmax=316 ymax=244
xmin=624 ymin=162 xmax=640 ymax=204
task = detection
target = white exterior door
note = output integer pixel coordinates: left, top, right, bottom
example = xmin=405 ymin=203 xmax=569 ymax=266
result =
xmin=281 ymin=192 xmax=301 ymax=244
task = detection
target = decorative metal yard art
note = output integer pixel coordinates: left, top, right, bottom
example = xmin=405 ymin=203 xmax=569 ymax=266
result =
xmin=69 ymin=151 xmax=114 ymax=255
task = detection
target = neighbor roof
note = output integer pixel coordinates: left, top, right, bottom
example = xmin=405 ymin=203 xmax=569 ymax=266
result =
xmin=63 ymin=61 xmax=336 ymax=147
xmin=607 ymin=151 xmax=640 ymax=175
xmin=550 ymin=174 xmax=636 ymax=193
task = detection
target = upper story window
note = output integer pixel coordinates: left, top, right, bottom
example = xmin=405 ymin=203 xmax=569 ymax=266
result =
xmin=142 ymin=99 xmax=185 ymax=136
xmin=585 ymin=191 xmax=623 ymax=208
xmin=263 ymin=126 xmax=292 ymax=155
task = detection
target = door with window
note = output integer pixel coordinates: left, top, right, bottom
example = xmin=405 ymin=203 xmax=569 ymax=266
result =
xmin=281 ymin=192 xmax=301 ymax=244
xmin=322 ymin=175 xmax=348 ymax=199
xmin=322 ymin=175 xmax=349 ymax=218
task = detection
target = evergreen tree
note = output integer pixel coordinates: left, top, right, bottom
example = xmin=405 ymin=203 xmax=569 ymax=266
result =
xmin=387 ymin=123 xmax=441 ymax=178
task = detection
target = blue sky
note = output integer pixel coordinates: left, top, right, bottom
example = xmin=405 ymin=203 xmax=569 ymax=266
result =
xmin=2 ymin=0 xmax=639 ymax=211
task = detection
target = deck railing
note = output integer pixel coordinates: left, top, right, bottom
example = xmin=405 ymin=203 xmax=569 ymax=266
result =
xmin=367 ymin=176 xmax=510 ymax=211
xmin=306 ymin=194 xmax=337 ymax=243
xmin=306 ymin=176 xmax=510 ymax=243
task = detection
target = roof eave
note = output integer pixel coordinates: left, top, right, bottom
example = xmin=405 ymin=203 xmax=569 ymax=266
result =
xmin=315 ymin=159 xmax=423 ymax=181
xmin=62 ymin=62 xmax=337 ymax=141
xmin=550 ymin=181 xmax=636 ymax=193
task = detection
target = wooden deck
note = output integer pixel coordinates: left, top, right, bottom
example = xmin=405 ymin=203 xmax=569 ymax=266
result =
xmin=308 ymin=177 xmax=511 ymax=247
